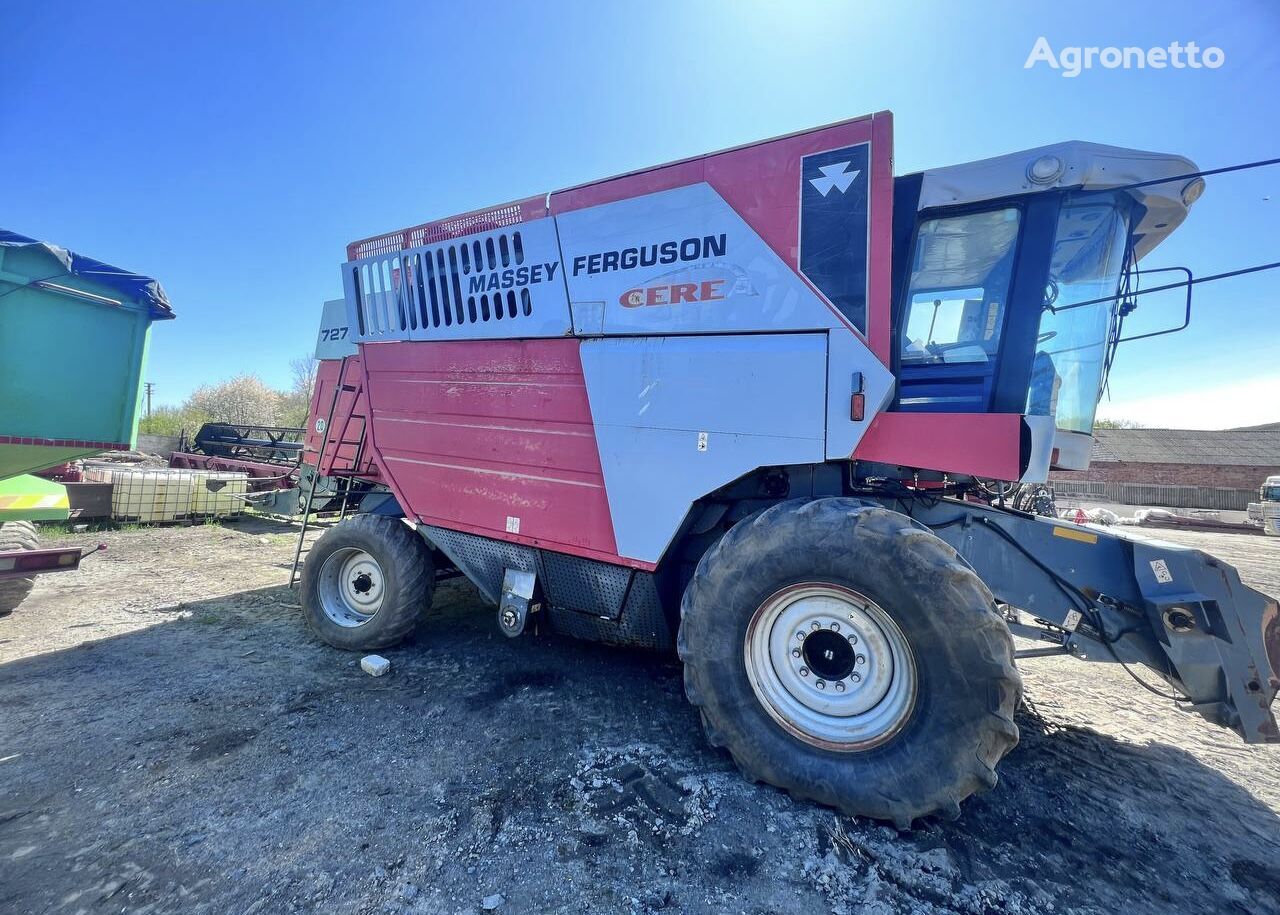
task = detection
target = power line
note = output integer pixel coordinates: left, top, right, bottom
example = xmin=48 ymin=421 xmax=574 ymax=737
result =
xmin=1050 ymin=260 xmax=1280 ymax=314
xmin=1110 ymin=155 xmax=1280 ymax=194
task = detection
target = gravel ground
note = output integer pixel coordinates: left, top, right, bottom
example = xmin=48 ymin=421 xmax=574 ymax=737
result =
xmin=1 ymin=518 xmax=1278 ymax=915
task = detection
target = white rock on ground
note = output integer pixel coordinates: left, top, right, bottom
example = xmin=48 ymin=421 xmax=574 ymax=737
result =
xmin=360 ymin=655 xmax=391 ymax=677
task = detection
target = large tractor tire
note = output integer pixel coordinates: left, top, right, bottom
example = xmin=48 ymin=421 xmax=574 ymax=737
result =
xmin=0 ymin=520 xmax=40 ymax=616
xmin=300 ymin=514 xmax=434 ymax=651
xmin=678 ymin=499 xmax=1021 ymax=828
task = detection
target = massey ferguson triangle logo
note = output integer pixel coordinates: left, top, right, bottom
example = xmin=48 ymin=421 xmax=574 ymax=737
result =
xmin=809 ymin=161 xmax=860 ymax=196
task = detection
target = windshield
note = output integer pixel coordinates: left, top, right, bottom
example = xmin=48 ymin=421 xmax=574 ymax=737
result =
xmin=1263 ymin=484 xmax=1280 ymax=502
xmin=900 ymin=208 xmax=1021 ymax=365
xmin=1027 ymin=197 xmax=1131 ymax=434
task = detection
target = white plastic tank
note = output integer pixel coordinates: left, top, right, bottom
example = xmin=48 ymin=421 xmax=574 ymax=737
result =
xmin=82 ymin=465 xmax=249 ymax=521
xmin=83 ymin=466 xmax=195 ymax=522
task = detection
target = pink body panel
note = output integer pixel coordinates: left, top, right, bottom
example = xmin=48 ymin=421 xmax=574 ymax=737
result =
xmin=853 ymin=413 xmax=1026 ymax=482
xmin=352 ymin=339 xmax=627 ymax=564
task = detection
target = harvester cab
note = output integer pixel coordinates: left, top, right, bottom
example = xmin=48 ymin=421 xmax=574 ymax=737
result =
xmin=296 ymin=113 xmax=1278 ymax=827
xmin=889 ymin=142 xmax=1199 ymax=472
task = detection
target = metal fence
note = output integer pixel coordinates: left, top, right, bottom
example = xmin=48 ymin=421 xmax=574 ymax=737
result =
xmin=1051 ymin=480 xmax=1256 ymax=511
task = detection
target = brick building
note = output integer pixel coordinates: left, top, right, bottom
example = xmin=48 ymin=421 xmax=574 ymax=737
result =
xmin=1050 ymin=427 xmax=1280 ymax=491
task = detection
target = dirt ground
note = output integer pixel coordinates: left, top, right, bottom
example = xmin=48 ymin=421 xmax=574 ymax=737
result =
xmin=2 ymin=518 xmax=1279 ymax=915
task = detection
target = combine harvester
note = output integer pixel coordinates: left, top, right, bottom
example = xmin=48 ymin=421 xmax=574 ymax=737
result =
xmin=294 ymin=113 xmax=1279 ymax=825
xmin=0 ymin=231 xmax=174 ymax=613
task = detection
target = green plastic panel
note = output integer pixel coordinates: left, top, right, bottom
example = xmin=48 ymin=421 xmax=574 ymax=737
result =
xmin=0 ymin=474 xmax=71 ymax=522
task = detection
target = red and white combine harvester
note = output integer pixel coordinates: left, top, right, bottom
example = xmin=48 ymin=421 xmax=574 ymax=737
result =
xmin=295 ymin=113 xmax=1278 ymax=826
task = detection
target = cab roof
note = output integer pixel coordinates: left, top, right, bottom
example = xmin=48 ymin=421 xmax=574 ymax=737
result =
xmin=912 ymin=141 xmax=1202 ymax=260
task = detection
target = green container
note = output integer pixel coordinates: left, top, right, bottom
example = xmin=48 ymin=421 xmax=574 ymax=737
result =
xmin=0 ymin=231 xmax=174 ymax=480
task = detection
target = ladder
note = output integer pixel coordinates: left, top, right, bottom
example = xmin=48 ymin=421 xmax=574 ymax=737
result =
xmin=288 ymin=357 xmax=369 ymax=588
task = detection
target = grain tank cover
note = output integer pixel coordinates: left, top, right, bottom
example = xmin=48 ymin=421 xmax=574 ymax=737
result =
xmin=0 ymin=230 xmax=174 ymax=320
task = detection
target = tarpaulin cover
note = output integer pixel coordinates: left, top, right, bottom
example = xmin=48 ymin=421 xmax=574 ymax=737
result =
xmin=0 ymin=229 xmax=174 ymax=319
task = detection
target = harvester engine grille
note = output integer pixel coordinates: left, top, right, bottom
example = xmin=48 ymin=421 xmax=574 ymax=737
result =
xmin=342 ymin=217 xmax=570 ymax=342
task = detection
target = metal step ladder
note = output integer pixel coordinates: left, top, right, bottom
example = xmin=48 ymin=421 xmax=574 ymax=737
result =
xmin=288 ymin=357 xmax=369 ymax=588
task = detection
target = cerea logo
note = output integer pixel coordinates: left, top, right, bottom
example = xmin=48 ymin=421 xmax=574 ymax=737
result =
xmin=1025 ymin=37 xmax=1225 ymax=77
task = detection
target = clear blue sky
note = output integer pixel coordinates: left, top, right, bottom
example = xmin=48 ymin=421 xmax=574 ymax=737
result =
xmin=3 ymin=0 xmax=1277 ymax=427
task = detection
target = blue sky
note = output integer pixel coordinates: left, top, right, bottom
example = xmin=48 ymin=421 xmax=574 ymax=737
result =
xmin=3 ymin=0 xmax=1277 ymax=428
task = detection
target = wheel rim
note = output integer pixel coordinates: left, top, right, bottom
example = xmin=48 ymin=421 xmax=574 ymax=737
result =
xmin=744 ymin=582 xmax=917 ymax=751
xmin=317 ymin=547 xmax=386 ymax=628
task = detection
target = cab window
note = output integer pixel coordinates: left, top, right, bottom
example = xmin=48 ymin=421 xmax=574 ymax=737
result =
xmin=1027 ymin=199 xmax=1131 ymax=433
xmin=900 ymin=208 xmax=1021 ymax=366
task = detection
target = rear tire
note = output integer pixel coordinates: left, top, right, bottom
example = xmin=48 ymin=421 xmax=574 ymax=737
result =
xmin=678 ymin=499 xmax=1021 ymax=827
xmin=0 ymin=521 xmax=40 ymax=616
xmin=300 ymin=514 xmax=434 ymax=651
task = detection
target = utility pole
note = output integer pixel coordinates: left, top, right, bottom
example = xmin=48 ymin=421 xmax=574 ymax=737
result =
xmin=144 ymin=382 xmax=154 ymax=419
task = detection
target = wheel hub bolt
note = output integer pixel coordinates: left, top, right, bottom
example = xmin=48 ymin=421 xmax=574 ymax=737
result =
xmin=835 ymin=681 xmax=846 ymax=692
xmin=851 ymin=672 xmax=862 ymax=683
xmin=810 ymin=622 xmax=820 ymax=631
xmin=796 ymin=632 xmax=805 ymax=642
xmin=830 ymin=622 xmax=840 ymax=631
xmin=855 ymin=654 xmax=865 ymax=665
xmin=847 ymin=634 xmax=858 ymax=644
xmin=799 ymin=667 xmax=810 ymax=677
xmin=791 ymin=648 xmax=801 ymax=658
xmin=815 ymin=679 xmax=826 ymax=690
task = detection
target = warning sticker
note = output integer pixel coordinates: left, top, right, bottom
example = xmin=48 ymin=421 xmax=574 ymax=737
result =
xmin=1150 ymin=559 xmax=1173 ymax=584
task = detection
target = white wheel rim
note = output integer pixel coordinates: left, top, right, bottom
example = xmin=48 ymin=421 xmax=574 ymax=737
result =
xmin=744 ymin=582 xmax=917 ymax=751
xmin=318 ymin=547 xmax=385 ymax=628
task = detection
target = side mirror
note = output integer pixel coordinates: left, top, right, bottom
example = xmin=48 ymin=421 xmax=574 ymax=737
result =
xmin=1116 ymin=265 xmax=1193 ymax=343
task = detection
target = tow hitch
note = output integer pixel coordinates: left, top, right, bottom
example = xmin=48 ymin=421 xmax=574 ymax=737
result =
xmin=0 ymin=541 xmax=106 ymax=580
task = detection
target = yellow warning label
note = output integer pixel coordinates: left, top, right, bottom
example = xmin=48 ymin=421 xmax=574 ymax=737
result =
xmin=0 ymin=493 xmax=69 ymax=511
xmin=1052 ymin=525 xmax=1098 ymax=545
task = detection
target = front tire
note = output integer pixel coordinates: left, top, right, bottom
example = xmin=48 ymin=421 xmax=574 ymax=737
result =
xmin=0 ymin=521 xmax=39 ymax=616
xmin=678 ymin=499 xmax=1021 ymax=827
xmin=300 ymin=514 xmax=434 ymax=651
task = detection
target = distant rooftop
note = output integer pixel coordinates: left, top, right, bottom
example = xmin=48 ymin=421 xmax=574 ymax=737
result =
xmin=1092 ymin=427 xmax=1280 ymax=466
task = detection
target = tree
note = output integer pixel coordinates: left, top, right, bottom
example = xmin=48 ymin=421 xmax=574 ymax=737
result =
xmin=138 ymin=404 xmax=194 ymax=437
xmin=138 ymin=357 xmax=318 ymax=438
xmin=280 ymin=354 xmax=319 ymax=427
xmin=1093 ymin=418 xmax=1145 ymax=429
xmin=289 ymin=354 xmax=318 ymax=404
xmin=186 ymin=374 xmax=284 ymax=426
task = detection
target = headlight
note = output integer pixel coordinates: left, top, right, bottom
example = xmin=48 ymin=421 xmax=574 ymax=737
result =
xmin=1027 ymin=155 xmax=1066 ymax=185
xmin=1181 ymin=177 xmax=1206 ymax=206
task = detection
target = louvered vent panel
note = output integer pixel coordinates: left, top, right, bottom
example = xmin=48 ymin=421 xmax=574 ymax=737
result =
xmin=343 ymin=218 xmax=569 ymax=342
